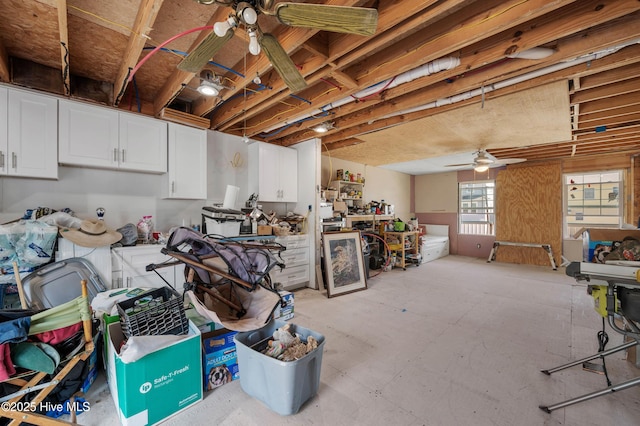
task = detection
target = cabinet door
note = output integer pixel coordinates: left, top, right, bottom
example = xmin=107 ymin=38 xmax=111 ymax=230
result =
xmin=59 ymin=99 xmax=119 ymax=168
xmin=279 ymin=145 xmax=298 ymax=202
xmin=0 ymin=87 xmax=7 ymax=175
xmin=165 ymin=123 xmax=207 ymax=199
xmin=249 ymin=142 xmax=298 ymax=202
xmin=119 ymin=112 xmax=167 ymax=173
xmin=113 ymin=246 xmax=177 ymax=289
xmin=7 ymin=89 xmax=58 ymax=179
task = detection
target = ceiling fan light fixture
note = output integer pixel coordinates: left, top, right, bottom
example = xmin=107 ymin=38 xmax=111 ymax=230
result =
xmin=313 ymin=122 xmax=334 ymax=133
xmin=214 ymin=16 xmax=238 ymax=37
xmin=238 ymin=3 xmax=258 ymax=25
xmin=248 ymin=28 xmax=261 ymax=55
xmin=197 ymin=80 xmax=219 ymax=96
xmin=474 ymin=164 xmax=490 ymax=173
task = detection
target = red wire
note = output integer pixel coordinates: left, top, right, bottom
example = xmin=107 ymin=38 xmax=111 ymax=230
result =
xmin=352 ymin=76 xmax=397 ymax=101
xmin=128 ymin=26 xmax=214 ymax=82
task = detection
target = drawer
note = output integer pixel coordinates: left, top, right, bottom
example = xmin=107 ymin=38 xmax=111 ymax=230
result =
xmin=270 ymin=264 xmax=309 ymax=286
xmin=275 ymin=234 xmax=309 ymax=249
xmin=280 ymin=247 xmax=310 ymax=267
xmin=420 ymin=245 xmax=449 ymax=263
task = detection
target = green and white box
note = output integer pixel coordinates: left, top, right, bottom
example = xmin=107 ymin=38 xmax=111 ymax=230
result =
xmin=107 ymin=320 xmax=203 ymax=425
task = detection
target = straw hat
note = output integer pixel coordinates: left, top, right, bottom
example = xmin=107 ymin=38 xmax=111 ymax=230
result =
xmin=59 ymin=219 xmax=122 ymax=248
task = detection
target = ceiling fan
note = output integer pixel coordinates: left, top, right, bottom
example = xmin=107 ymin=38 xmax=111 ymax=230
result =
xmin=445 ymin=150 xmax=526 ymax=172
xmin=179 ymin=1 xmax=379 ymax=92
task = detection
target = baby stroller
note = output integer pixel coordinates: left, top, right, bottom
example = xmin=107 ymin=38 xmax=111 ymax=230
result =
xmin=153 ymin=227 xmax=287 ymax=332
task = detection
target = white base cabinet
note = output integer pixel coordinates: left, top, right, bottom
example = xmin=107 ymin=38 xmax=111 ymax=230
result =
xmin=271 ymin=235 xmax=309 ymax=290
xmin=111 ymin=245 xmax=181 ymax=290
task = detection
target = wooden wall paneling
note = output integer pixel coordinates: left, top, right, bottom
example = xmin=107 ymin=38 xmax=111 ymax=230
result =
xmin=634 ymin=155 xmax=640 ymax=226
xmin=495 ymin=163 xmax=563 ymax=267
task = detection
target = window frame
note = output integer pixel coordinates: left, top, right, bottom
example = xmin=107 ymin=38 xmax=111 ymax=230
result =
xmin=458 ymin=180 xmax=495 ymax=236
xmin=563 ymin=170 xmax=623 ymax=238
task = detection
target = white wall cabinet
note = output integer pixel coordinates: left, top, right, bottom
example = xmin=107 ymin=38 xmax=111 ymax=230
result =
xmin=112 ymin=245 xmax=181 ymax=289
xmin=248 ymin=142 xmax=298 ymax=202
xmin=0 ymin=88 xmax=58 ymax=179
xmin=164 ymin=123 xmax=207 ymax=199
xmin=59 ymin=99 xmax=167 ymax=173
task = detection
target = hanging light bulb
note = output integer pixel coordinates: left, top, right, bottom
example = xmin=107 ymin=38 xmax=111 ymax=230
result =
xmin=248 ymin=28 xmax=261 ymax=56
xmin=214 ymin=16 xmax=238 ymax=37
xmin=240 ymin=5 xmax=258 ymax=25
xmin=253 ymin=73 xmax=262 ymax=85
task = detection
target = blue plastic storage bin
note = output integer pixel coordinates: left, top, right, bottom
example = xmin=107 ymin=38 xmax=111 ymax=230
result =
xmin=234 ymin=319 xmax=325 ymax=415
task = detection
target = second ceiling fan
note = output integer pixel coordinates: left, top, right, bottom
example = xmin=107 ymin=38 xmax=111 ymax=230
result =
xmin=180 ymin=1 xmax=379 ymax=93
xmin=445 ymin=150 xmax=526 ymax=172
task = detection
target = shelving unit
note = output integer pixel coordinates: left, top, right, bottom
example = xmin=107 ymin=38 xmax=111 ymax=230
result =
xmin=331 ymin=180 xmax=364 ymax=208
xmin=384 ymin=231 xmax=420 ymax=270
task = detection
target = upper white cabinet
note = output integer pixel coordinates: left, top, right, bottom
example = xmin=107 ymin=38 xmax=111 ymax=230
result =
xmin=0 ymin=88 xmax=58 ymax=179
xmin=58 ymin=99 xmax=167 ymax=173
xmin=118 ymin=112 xmax=167 ymax=173
xmin=248 ymin=142 xmax=298 ymax=202
xmin=163 ymin=123 xmax=207 ymax=199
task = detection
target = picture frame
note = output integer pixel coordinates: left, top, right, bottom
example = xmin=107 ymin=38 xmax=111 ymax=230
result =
xmin=322 ymin=231 xmax=367 ymax=298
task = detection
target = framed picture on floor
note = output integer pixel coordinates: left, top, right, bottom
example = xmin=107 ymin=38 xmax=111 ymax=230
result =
xmin=322 ymin=231 xmax=367 ymax=298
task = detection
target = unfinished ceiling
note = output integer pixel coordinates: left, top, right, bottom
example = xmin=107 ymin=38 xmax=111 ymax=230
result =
xmin=1 ymin=1 xmax=639 ymax=174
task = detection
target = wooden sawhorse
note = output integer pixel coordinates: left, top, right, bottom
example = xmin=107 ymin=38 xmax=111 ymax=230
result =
xmin=487 ymin=241 xmax=557 ymax=270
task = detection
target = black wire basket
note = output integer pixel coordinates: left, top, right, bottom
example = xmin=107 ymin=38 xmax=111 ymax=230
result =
xmin=117 ymin=287 xmax=188 ymax=338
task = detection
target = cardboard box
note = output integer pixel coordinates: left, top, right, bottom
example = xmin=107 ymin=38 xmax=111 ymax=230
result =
xmin=107 ymin=320 xmax=202 ymax=426
xmin=185 ymin=308 xmax=221 ymax=333
xmin=202 ymin=328 xmax=239 ymax=391
xmin=273 ymin=291 xmax=294 ymax=320
xmin=257 ymin=225 xmax=273 ymax=236
xmin=575 ymin=228 xmax=640 ymax=263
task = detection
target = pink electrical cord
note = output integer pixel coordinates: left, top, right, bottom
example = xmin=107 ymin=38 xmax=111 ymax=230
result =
xmin=128 ymin=26 xmax=214 ymax=82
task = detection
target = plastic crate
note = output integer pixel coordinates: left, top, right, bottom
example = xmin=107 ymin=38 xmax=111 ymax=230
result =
xmin=234 ymin=319 xmax=325 ymax=415
xmin=116 ymin=287 xmax=188 ymax=338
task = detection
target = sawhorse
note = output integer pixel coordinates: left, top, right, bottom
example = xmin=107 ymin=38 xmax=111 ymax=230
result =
xmin=487 ymin=241 xmax=557 ymax=270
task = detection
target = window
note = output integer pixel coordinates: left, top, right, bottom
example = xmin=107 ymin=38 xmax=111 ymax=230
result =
xmin=459 ymin=181 xmax=495 ymax=235
xmin=564 ymin=170 xmax=623 ymax=238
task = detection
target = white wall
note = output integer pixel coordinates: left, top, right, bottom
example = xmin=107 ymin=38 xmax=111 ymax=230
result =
xmin=321 ymin=155 xmax=412 ymax=220
xmin=414 ymin=172 xmax=458 ymax=212
xmin=0 ymin=130 xmax=250 ymax=233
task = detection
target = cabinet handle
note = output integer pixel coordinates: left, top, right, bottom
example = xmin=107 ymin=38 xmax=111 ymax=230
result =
xmin=11 ymin=152 xmax=16 ymax=169
xmin=171 ymin=181 xmax=175 ymax=194
xmin=0 ymin=151 xmax=4 ymax=168
xmin=113 ymin=148 xmax=118 ymax=162
xmin=126 ymin=277 xmax=131 ymax=287
xmin=121 ymin=149 xmax=125 ymax=163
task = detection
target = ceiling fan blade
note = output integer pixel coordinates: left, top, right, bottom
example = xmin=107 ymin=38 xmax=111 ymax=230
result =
xmin=274 ymin=3 xmax=378 ymax=36
xmin=259 ymin=33 xmax=307 ymax=93
xmin=494 ymin=158 xmax=527 ymax=165
xmin=177 ymin=28 xmax=234 ymax=73
xmin=444 ymin=163 xmax=475 ymax=167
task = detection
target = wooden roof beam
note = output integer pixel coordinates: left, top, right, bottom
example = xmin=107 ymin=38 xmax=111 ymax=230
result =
xmin=114 ymin=0 xmax=165 ymax=107
xmin=56 ymin=0 xmax=70 ymax=95
xmin=0 ymin=37 xmax=9 ymax=82
xmin=578 ymin=61 xmax=640 ymax=90
xmin=571 ymin=79 xmax=640 ymax=104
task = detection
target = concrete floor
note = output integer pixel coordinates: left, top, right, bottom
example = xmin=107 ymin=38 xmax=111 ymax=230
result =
xmin=77 ymin=255 xmax=640 ymax=425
